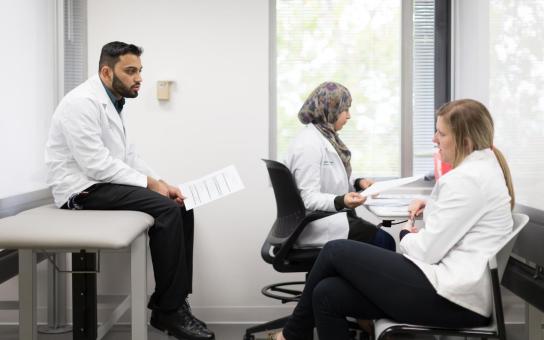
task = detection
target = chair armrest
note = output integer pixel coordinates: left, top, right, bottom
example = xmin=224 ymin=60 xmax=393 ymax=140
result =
xmin=273 ymin=210 xmax=342 ymax=262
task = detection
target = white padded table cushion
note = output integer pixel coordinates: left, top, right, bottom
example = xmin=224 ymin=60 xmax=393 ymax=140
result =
xmin=0 ymin=204 xmax=154 ymax=249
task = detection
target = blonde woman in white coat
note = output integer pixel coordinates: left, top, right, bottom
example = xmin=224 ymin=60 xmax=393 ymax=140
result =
xmin=275 ymin=99 xmax=515 ymax=340
xmin=285 ymin=82 xmax=395 ymax=250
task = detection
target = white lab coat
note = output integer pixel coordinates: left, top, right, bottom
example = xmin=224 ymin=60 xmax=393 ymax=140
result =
xmin=400 ymin=149 xmax=513 ymax=317
xmin=285 ymin=124 xmax=357 ymax=247
xmin=45 ymin=75 xmax=159 ymax=207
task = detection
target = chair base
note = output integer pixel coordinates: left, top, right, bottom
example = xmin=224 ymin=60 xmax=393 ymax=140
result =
xmin=37 ymin=325 xmax=72 ymax=334
xmin=261 ymin=281 xmax=304 ymax=303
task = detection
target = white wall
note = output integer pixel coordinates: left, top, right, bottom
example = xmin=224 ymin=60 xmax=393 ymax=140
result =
xmin=0 ymin=0 xmax=57 ymax=198
xmin=87 ymin=0 xmax=298 ymax=322
xmin=452 ymin=0 xmax=489 ymax=103
xmin=0 ymin=0 xmax=57 ymax=322
xmin=452 ymin=0 xmax=544 ymax=210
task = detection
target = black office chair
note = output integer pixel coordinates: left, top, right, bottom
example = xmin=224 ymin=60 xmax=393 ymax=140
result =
xmin=243 ymin=159 xmax=341 ymax=340
xmin=374 ymin=213 xmax=530 ymax=340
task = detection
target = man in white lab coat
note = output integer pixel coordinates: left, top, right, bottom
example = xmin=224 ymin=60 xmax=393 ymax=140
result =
xmin=45 ymin=41 xmax=214 ymax=340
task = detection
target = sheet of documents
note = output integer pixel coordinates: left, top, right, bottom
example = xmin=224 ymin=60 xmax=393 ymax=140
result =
xmin=359 ymin=176 xmax=421 ymax=197
xmin=365 ymin=194 xmax=429 ymax=207
xmin=179 ymin=165 xmax=244 ymax=210
xmin=367 ymin=205 xmax=411 ymax=217
xmin=364 ymin=197 xmax=413 ymax=207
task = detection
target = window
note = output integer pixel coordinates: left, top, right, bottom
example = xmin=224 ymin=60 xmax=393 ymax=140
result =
xmin=489 ymin=0 xmax=544 ymax=209
xmin=63 ymin=0 xmax=87 ymax=94
xmin=274 ymin=0 xmax=436 ymax=177
xmin=412 ymin=0 xmax=436 ymax=175
xmin=454 ymin=0 xmax=544 ymax=210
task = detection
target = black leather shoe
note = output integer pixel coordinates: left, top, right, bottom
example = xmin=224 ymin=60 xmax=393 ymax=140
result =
xmin=150 ymin=308 xmax=215 ymax=340
xmin=181 ymin=299 xmax=208 ymax=328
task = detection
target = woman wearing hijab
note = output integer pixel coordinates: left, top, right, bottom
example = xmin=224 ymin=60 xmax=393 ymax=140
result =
xmin=284 ymin=82 xmax=395 ymax=250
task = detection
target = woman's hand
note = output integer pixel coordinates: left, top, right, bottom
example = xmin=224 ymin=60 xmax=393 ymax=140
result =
xmin=402 ymin=224 xmax=419 ymax=233
xmin=358 ymin=178 xmax=375 ymax=190
xmin=401 ymin=212 xmax=419 ymax=234
xmin=270 ymin=331 xmax=286 ymax=340
xmin=408 ymin=199 xmax=427 ymax=219
xmin=343 ymin=192 xmax=366 ymax=209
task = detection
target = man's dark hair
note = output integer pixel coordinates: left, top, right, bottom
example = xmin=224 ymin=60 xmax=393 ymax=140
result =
xmin=98 ymin=41 xmax=143 ymax=72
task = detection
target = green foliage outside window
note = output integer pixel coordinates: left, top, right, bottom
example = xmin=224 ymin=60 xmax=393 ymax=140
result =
xmin=276 ymin=0 xmax=402 ymax=176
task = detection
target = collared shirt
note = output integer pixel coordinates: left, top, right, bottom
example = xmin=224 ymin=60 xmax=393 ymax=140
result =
xmin=101 ymin=81 xmax=125 ymax=113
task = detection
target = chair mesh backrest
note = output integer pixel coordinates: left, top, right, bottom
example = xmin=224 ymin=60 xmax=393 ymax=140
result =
xmin=263 ymin=159 xmax=307 ymax=240
xmin=488 ymin=213 xmax=529 ymax=333
xmin=494 ymin=213 xmax=529 ymax=280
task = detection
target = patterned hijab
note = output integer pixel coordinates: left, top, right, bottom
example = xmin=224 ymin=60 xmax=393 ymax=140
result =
xmin=298 ymin=82 xmax=353 ymax=178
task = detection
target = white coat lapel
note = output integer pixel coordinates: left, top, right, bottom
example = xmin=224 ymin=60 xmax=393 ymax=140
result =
xmin=90 ymin=76 xmax=126 ymax=137
xmin=103 ymin=100 xmax=125 ymax=136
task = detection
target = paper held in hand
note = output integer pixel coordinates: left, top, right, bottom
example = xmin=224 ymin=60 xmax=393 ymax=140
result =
xmin=178 ymin=165 xmax=245 ymax=210
xmin=359 ymin=176 xmax=422 ymax=197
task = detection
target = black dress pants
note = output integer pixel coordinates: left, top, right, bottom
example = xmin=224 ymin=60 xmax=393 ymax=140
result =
xmin=282 ymin=239 xmax=489 ymax=340
xmin=346 ymin=214 xmax=396 ymax=251
xmin=64 ymin=183 xmax=194 ymax=312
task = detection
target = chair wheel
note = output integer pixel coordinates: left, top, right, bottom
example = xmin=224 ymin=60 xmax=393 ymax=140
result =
xmin=243 ymin=334 xmax=255 ymax=340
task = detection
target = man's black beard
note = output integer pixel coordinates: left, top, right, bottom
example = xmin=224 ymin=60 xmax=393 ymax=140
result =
xmin=112 ymin=74 xmax=138 ymax=98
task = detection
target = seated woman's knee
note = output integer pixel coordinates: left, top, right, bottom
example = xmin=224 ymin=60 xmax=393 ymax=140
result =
xmin=312 ymin=279 xmax=336 ymax=311
xmin=323 ymin=239 xmax=351 ymax=255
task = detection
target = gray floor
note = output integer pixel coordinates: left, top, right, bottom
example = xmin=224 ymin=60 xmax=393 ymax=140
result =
xmin=0 ymin=290 xmax=533 ymax=340
xmin=0 ymin=323 xmax=530 ymax=340
xmin=0 ymin=324 xmax=267 ymax=340
xmin=0 ymin=324 xmax=260 ymax=340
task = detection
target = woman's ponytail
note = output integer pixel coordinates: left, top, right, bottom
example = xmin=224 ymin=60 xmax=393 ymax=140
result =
xmin=492 ymin=146 xmax=515 ymax=209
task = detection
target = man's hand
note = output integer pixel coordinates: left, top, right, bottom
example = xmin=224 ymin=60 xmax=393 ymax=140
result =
xmin=343 ymin=192 xmax=366 ymax=209
xmin=147 ymin=177 xmax=169 ymax=197
xmin=159 ymin=180 xmax=186 ymax=206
